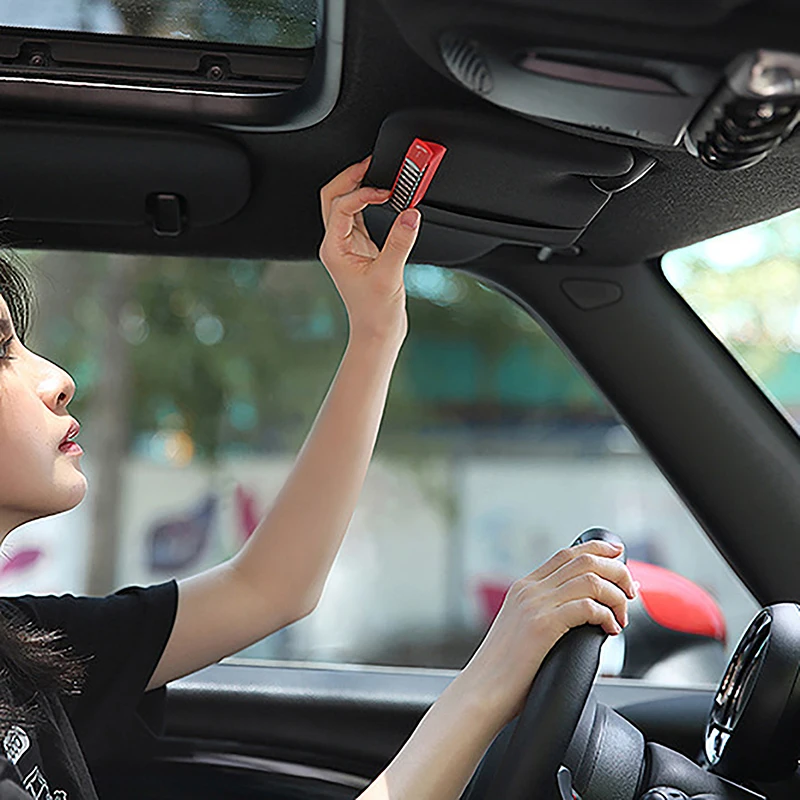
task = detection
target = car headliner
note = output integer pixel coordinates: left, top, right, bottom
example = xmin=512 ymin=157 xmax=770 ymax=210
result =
xmin=1 ymin=0 xmax=799 ymax=266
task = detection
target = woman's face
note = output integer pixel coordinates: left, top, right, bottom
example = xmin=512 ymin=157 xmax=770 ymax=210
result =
xmin=0 ymin=295 xmax=87 ymax=534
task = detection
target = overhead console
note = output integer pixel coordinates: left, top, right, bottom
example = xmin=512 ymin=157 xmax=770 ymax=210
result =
xmin=363 ymin=109 xmax=656 ymax=265
xmin=438 ymin=34 xmax=720 ymax=149
xmin=379 ymin=0 xmax=800 ymax=172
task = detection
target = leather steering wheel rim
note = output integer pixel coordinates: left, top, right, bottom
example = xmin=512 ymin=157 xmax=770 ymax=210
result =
xmin=487 ymin=623 xmax=607 ymax=799
xmin=487 ymin=526 xmax=623 ymax=799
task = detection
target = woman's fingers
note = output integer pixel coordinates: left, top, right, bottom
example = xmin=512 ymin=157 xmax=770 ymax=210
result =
xmin=319 ymin=157 xmax=373 ymax=224
xmin=508 ymin=540 xmax=634 ymax=640
xmin=529 ymin=540 xmax=624 ymax=583
xmin=553 ymin=572 xmax=630 ymax=629
xmin=558 ymin=597 xmax=622 ymax=636
xmin=376 ymin=208 xmax=421 ymax=272
xmin=324 ymin=186 xmax=391 ymax=242
xmin=546 ymin=551 xmax=636 ymax=600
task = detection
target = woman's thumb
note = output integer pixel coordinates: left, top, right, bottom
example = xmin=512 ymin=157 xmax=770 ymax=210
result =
xmin=378 ymin=208 xmax=421 ymax=269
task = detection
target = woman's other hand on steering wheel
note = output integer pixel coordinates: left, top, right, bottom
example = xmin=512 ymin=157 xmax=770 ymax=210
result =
xmin=461 ymin=540 xmax=637 ymax=727
xmin=318 ymin=156 xmax=421 ymax=348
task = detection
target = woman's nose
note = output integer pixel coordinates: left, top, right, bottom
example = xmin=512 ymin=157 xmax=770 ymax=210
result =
xmin=38 ymin=360 xmax=76 ymax=411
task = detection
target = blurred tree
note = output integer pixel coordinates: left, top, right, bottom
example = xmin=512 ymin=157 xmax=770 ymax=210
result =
xmin=26 ymin=256 xmax=605 ymax=462
xmin=665 ymin=209 xmax=800 ymax=395
xmin=105 ymin=0 xmax=153 ymax=35
xmin=85 ymin=258 xmax=138 ymax=595
xmin=107 ymin=0 xmax=316 ymax=46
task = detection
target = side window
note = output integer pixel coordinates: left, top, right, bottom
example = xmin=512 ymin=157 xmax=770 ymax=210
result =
xmin=12 ymin=252 xmax=756 ymax=686
xmin=663 ymin=208 xmax=800 ymax=410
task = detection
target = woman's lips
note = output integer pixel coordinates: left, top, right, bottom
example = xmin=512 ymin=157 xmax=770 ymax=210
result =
xmin=59 ymin=421 xmax=82 ymax=456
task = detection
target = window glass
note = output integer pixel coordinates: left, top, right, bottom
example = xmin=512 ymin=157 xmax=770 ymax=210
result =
xmin=8 ymin=252 xmax=757 ymax=687
xmin=0 ymin=0 xmax=317 ymax=48
xmin=663 ymin=209 xmax=800 ymax=420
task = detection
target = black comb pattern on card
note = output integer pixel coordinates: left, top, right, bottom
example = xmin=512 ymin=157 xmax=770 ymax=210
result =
xmin=390 ymin=158 xmax=426 ymax=212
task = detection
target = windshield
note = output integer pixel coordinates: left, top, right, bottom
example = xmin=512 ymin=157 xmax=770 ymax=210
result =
xmin=8 ymin=250 xmax=756 ymax=688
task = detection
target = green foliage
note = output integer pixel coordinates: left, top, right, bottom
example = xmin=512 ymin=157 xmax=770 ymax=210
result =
xmin=663 ymin=208 xmax=800 ymax=401
xmin=129 ymin=257 xmax=346 ymax=457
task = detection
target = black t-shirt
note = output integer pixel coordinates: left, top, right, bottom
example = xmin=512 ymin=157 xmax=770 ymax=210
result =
xmin=0 ymin=580 xmax=179 ymax=800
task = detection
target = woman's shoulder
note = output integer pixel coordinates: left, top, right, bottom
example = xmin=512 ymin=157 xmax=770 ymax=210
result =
xmin=1 ymin=580 xmax=178 ymax=622
xmin=0 ymin=580 xmax=178 ymax=650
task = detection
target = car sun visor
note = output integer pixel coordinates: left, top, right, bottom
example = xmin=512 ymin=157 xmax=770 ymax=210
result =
xmin=363 ymin=108 xmax=656 ymax=265
xmin=0 ymin=119 xmax=251 ymax=236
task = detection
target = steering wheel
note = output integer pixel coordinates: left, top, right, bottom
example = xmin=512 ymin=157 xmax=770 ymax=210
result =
xmin=486 ymin=527 xmax=622 ymax=800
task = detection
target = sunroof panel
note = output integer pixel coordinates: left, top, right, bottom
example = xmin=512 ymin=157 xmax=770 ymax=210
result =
xmin=0 ymin=0 xmax=317 ymax=49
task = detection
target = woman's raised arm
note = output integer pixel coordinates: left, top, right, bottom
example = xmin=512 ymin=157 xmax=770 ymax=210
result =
xmin=147 ymin=157 xmax=422 ymax=691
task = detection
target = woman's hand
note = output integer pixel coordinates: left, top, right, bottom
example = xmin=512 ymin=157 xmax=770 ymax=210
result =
xmin=459 ymin=540 xmax=637 ymax=728
xmin=318 ymin=157 xmax=421 ymax=347
xmin=356 ymin=541 xmax=637 ymax=800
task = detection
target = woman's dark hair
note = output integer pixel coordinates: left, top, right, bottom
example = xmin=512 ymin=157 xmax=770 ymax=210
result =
xmin=0 ymin=253 xmax=87 ymax=733
xmin=0 ymin=613 xmax=88 ymax=734
xmin=0 ymin=254 xmax=34 ymax=342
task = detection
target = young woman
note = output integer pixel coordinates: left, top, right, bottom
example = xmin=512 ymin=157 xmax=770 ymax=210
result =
xmin=0 ymin=157 xmax=635 ymax=800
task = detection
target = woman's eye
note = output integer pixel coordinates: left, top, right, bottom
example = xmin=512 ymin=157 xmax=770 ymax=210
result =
xmin=0 ymin=337 xmax=14 ymax=360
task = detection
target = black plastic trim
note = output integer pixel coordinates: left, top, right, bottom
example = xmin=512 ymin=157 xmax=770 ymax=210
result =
xmin=0 ymin=31 xmax=311 ymax=89
xmin=419 ymin=203 xmax=582 ymax=245
xmin=364 ymin=202 xmax=583 ymax=265
xmin=156 ymin=660 xmax=715 ymax=779
xmin=95 ymin=759 xmax=362 ymax=800
xmin=160 ymin=753 xmax=367 ymax=789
